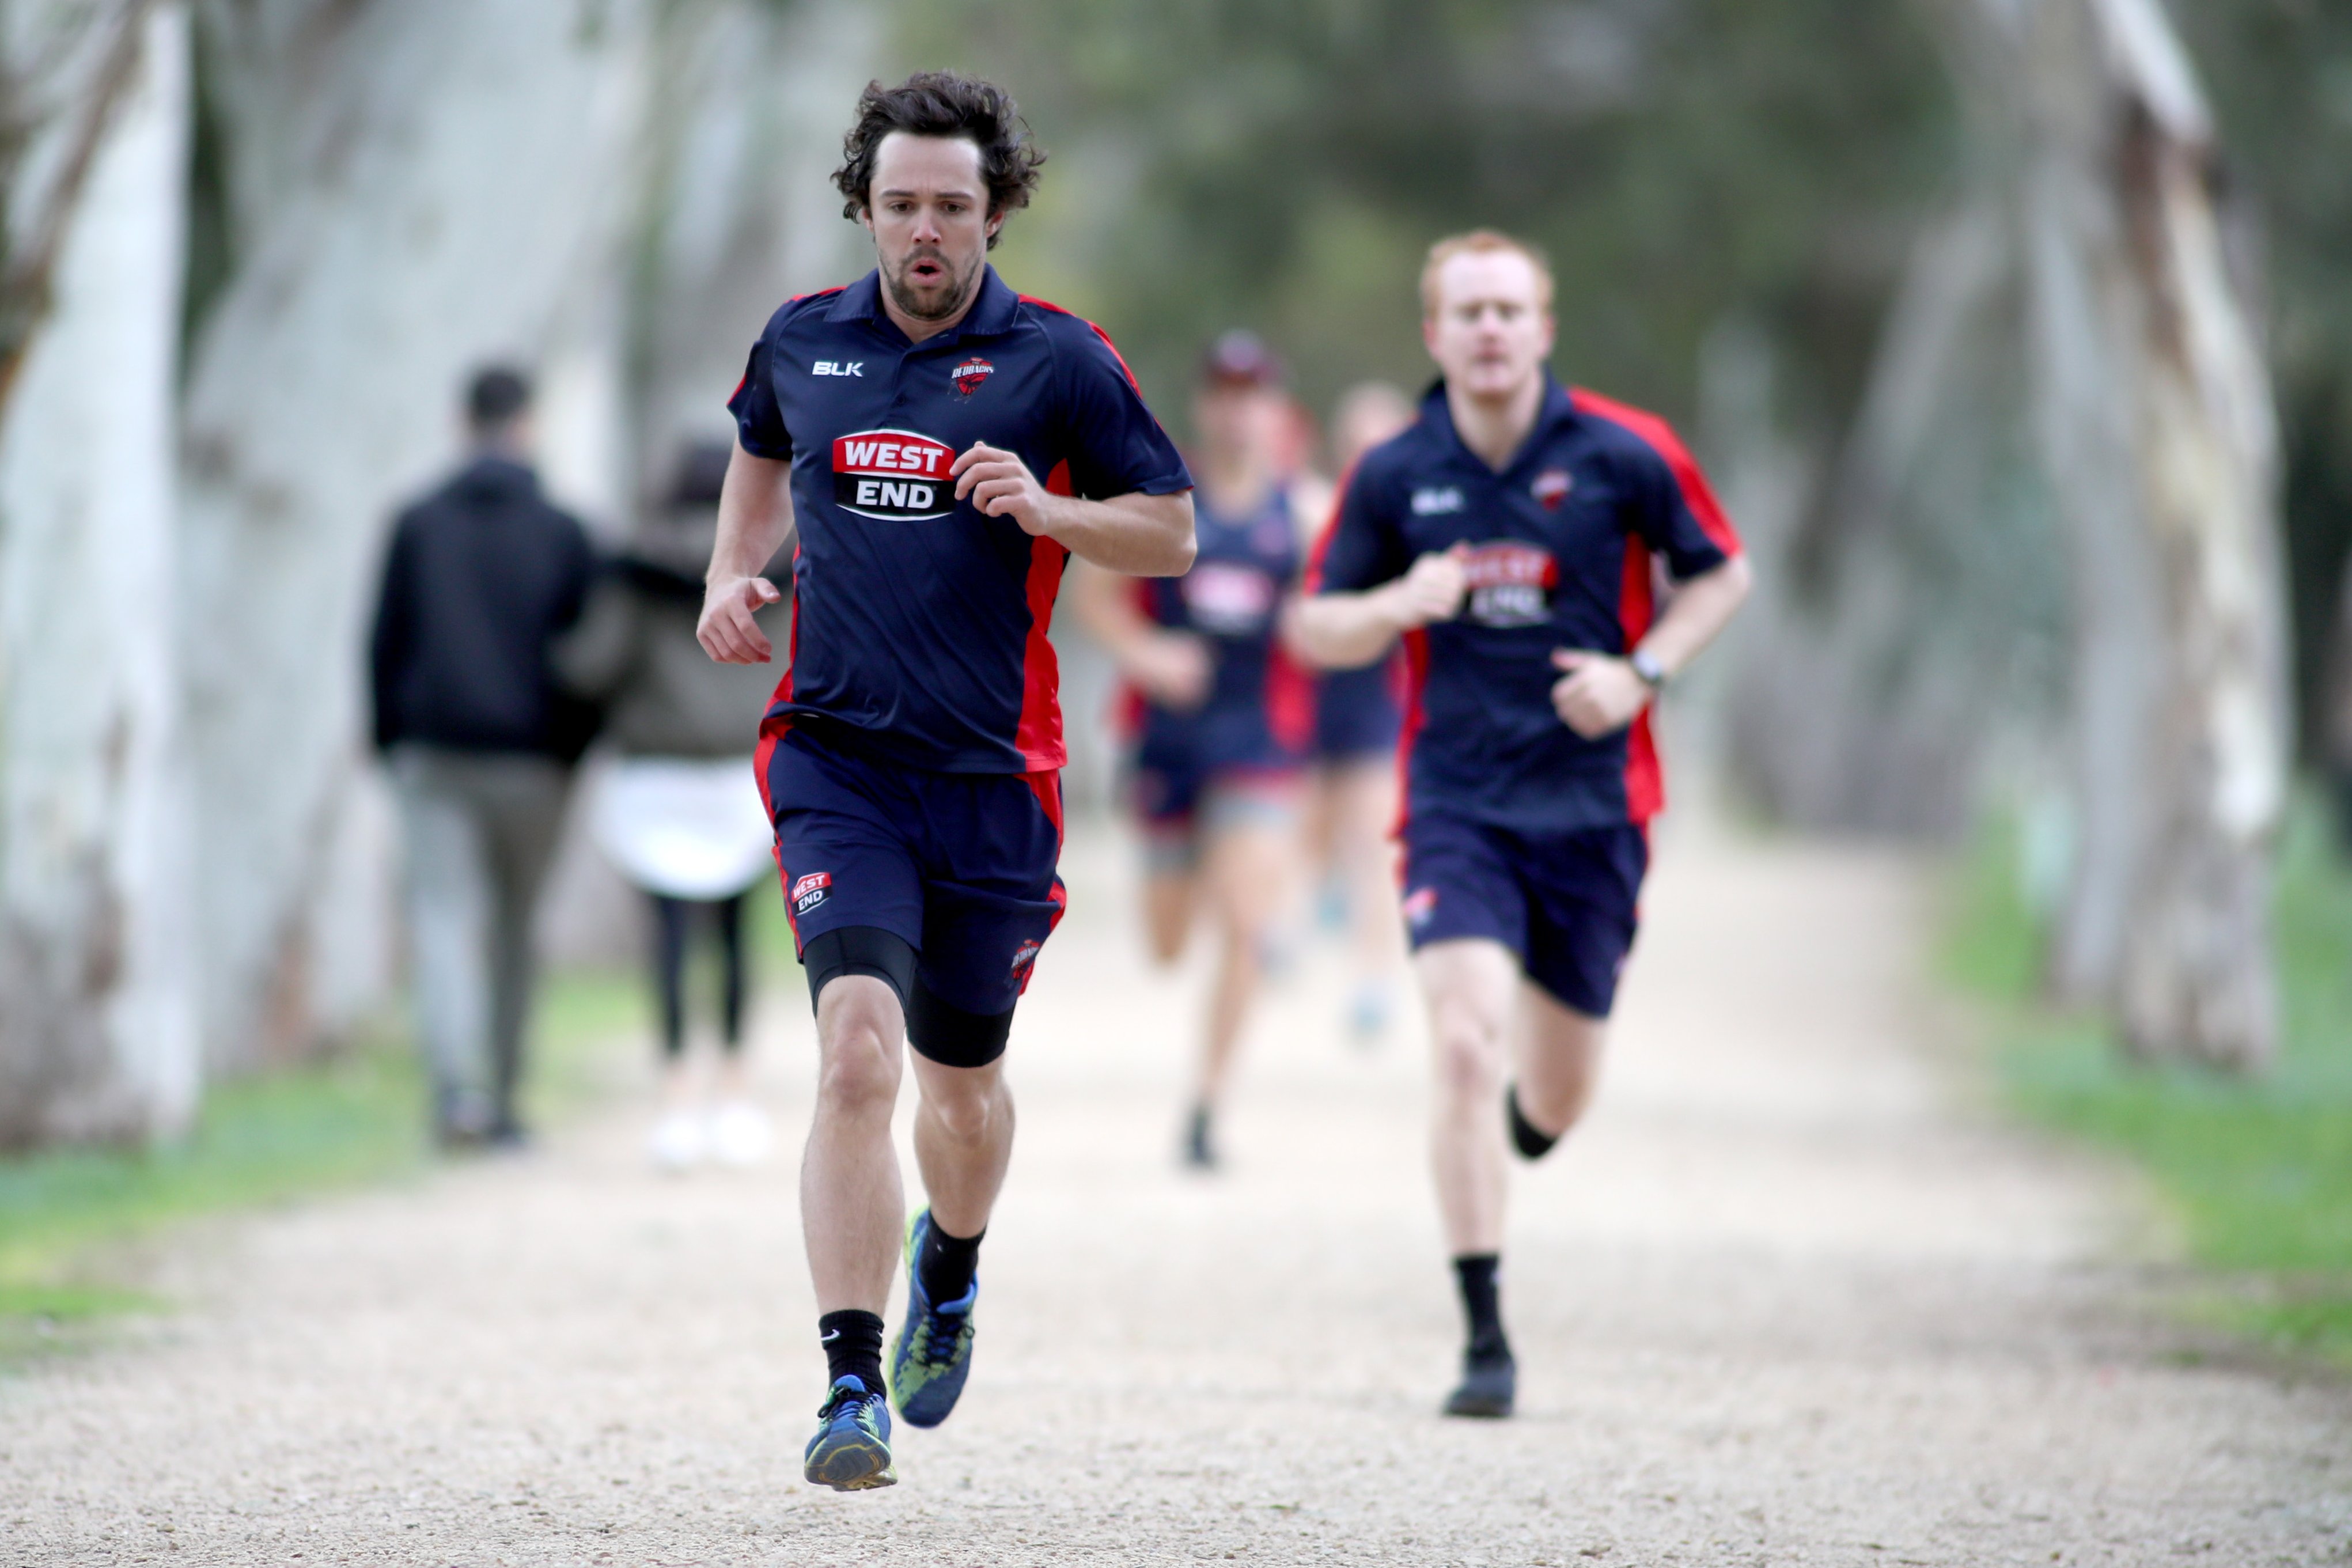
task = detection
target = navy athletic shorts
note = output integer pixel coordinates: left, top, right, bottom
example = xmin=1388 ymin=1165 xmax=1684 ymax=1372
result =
xmin=1397 ymin=813 xmax=1647 ymax=1018
xmin=1312 ymin=663 xmax=1403 ymax=762
xmin=762 ymin=725 xmax=1066 ymax=1016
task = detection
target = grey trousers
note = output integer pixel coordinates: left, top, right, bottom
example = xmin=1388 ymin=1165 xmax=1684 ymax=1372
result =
xmin=390 ymin=746 xmax=571 ymax=1136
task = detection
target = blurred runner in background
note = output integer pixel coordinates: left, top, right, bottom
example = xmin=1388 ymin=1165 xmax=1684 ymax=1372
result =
xmin=557 ymin=439 xmax=786 ymax=1173
xmin=1075 ymin=331 xmax=1315 ymax=1171
xmin=1298 ymin=381 xmax=1418 ymax=1043
xmin=369 ymin=367 xmax=594 ymax=1150
xmin=1294 ymin=231 xmax=1751 ymax=1419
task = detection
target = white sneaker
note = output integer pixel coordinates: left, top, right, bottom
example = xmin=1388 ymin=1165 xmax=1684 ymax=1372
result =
xmin=709 ymin=1100 xmax=774 ymax=1169
xmin=649 ymin=1109 xmax=706 ymax=1172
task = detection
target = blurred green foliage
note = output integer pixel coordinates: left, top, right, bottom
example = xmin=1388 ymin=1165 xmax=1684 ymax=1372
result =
xmin=1948 ymin=793 xmax=2352 ymax=1363
xmin=892 ymin=0 xmax=1953 ymax=440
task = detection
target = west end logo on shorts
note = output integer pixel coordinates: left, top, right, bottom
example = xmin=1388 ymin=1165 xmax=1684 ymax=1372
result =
xmin=1460 ymin=540 xmax=1559 ymax=628
xmin=791 ymin=872 xmax=831 ymax=915
xmin=832 ymin=430 xmax=954 ymax=520
xmin=952 ymin=357 xmax=994 ymax=396
xmin=1402 ymin=887 xmax=1438 ymax=928
xmin=1008 ymin=939 xmax=1041 ymax=978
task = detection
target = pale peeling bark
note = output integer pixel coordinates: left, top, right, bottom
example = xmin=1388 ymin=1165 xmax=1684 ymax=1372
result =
xmin=0 ymin=2 xmax=195 ymax=1145
xmin=2021 ymin=0 xmax=2286 ymax=1067
xmin=0 ymin=0 xmax=153 ymax=419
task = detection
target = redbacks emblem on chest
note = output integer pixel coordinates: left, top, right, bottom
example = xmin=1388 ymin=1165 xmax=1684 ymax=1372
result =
xmin=952 ymin=357 xmax=994 ymax=397
xmin=832 ymin=429 xmax=955 ymax=520
xmin=1532 ymin=467 xmax=1574 ymax=510
xmin=1460 ymin=540 xmax=1559 ymax=628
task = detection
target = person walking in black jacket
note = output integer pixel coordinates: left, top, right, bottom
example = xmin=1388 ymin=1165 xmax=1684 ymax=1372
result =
xmin=369 ymin=366 xmax=594 ymax=1146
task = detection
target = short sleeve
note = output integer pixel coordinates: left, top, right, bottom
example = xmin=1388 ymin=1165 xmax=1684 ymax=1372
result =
xmin=1055 ymin=322 xmax=1192 ymax=500
xmin=1308 ymin=460 xmax=1410 ymax=594
xmin=1615 ymin=419 xmax=1740 ymax=581
xmin=727 ymin=334 xmax=792 ymax=460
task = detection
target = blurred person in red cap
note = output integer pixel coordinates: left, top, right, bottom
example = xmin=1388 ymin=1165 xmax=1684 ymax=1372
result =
xmin=1294 ymin=381 xmax=1419 ymax=1044
xmin=1074 ymin=329 xmax=1319 ymax=1171
xmin=556 ymin=438 xmax=786 ymax=1173
xmin=368 ymin=365 xmax=594 ymax=1151
xmin=1293 ymin=230 xmax=1751 ymax=1418
xmin=698 ymin=71 xmax=1194 ymax=1490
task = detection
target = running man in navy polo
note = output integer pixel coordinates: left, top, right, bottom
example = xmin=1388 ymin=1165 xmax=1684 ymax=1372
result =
xmin=1293 ymin=230 xmax=1751 ymax=1419
xmin=697 ymin=73 xmax=1194 ymax=1491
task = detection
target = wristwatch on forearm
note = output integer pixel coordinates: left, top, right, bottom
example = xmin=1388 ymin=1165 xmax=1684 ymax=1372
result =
xmin=1629 ymin=647 xmax=1668 ymax=691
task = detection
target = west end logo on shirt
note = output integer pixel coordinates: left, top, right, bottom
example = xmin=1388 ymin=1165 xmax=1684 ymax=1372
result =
xmin=1532 ymin=468 xmax=1574 ymax=510
xmin=1180 ymin=562 xmax=1279 ymax=637
xmin=952 ymin=357 xmax=994 ymax=396
xmin=1460 ymin=540 xmax=1559 ymax=628
xmin=832 ymin=429 xmax=955 ymax=520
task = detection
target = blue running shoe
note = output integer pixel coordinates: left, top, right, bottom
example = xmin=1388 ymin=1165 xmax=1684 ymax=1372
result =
xmin=890 ymin=1209 xmax=978 ymax=1429
xmin=804 ymin=1375 xmax=896 ymax=1491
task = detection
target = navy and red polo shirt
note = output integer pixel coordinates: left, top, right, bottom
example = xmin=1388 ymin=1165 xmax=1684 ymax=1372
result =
xmin=729 ymin=265 xmax=1192 ymax=776
xmin=1127 ymin=482 xmax=1313 ymax=779
xmin=1310 ymin=377 xmax=1741 ymax=833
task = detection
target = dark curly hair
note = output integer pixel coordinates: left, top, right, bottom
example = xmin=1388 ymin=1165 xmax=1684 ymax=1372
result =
xmin=833 ymin=72 xmax=1045 ymax=249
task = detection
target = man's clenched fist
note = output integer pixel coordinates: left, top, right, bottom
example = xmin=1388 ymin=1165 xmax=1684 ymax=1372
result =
xmin=1385 ymin=543 xmax=1470 ymax=631
xmin=952 ymin=441 xmax=1055 ymax=536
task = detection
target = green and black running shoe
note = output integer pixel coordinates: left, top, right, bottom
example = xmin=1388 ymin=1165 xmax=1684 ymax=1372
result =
xmin=890 ymin=1209 xmax=978 ymax=1429
xmin=804 ymin=1375 xmax=896 ymax=1491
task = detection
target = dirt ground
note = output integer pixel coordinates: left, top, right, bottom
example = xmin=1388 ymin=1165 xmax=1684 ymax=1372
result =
xmin=5 ymin=816 xmax=2350 ymax=1566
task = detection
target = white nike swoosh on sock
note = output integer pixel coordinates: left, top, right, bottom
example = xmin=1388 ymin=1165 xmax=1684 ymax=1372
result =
xmin=821 ymin=1330 xmax=841 ymax=1343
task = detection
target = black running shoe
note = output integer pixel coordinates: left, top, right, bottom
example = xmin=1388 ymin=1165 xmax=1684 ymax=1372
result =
xmin=1442 ymin=1348 xmax=1517 ymax=1418
xmin=1183 ymin=1105 xmax=1218 ymax=1170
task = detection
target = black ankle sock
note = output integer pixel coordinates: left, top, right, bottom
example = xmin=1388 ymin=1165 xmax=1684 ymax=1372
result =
xmin=819 ymin=1309 xmax=886 ymax=1395
xmin=1452 ymin=1253 xmax=1512 ymax=1362
xmin=917 ymin=1218 xmax=984 ymax=1305
xmin=1506 ymin=1084 xmax=1560 ymax=1161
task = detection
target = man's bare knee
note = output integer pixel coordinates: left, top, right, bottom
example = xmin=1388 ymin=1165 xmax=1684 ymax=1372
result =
xmin=1431 ymin=1007 xmax=1507 ymax=1105
xmin=815 ymin=983 xmax=903 ymax=1117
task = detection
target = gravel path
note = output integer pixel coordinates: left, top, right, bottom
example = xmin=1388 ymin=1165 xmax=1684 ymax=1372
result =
xmin=5 ymin=818 xmax=2349 ymax=1566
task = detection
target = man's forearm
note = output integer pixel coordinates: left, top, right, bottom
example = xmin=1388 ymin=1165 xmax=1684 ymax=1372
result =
xmin=710 ymin=448 xmax=795 ymax=582
xmin=1635 ymin=555 xmax=1752 ymax=677
xmin=1291 ymin=589 xmax=1406 ymax=671
xmin=1045 ymin=491 xmax=1195 ymax=576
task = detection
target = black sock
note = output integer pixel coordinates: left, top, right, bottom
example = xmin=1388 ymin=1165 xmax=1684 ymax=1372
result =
xmin=916 ymin=1218 xmax=984 ymax=1305
xmin=1506 ymin=1084 xmax=1560 ymax=1161
xmin=1453 ymin=1253 xmax=1511 ymax=1362
xmin=818 ymin=1309 xmax=885 ymax=1396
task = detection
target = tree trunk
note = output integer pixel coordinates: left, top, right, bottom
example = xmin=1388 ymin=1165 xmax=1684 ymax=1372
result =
xmin=176 ymin=0 xmax=653 ymax=1071
xmin=0 ymin=2 xmax=197 ymax=1146
xmin=2023 ymin=0 xmax=2287 ymax=1066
